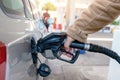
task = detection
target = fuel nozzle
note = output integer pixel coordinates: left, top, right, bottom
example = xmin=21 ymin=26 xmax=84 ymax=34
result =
xmin=36 ymin=32 xmax=80 ymax=63
xmin=37 ymin=32 xmax=120 ymax=64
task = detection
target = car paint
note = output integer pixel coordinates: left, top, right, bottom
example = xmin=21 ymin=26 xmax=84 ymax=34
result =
xmin=0 ymin=0 xmax=47 ymax=80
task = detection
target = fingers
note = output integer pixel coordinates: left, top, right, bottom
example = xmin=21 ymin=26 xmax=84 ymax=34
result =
xmin=64 ymin=36 xmax=74 ymax=51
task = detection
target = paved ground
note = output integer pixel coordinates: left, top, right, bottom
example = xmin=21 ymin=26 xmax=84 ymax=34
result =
xmin=44 ymin=32 xmax=113 ymax=80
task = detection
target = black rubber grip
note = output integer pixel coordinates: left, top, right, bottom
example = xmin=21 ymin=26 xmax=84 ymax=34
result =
xmin=70 ymin=41 xmax=85 ymax=50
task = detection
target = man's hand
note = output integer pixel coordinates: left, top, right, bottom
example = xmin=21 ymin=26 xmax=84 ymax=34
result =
xmin=64 ymin=36 xmax=75 ymax=51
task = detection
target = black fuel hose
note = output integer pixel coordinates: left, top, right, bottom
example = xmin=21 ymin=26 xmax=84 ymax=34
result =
xmin=70 ymin=41 xmax=120 ymax=64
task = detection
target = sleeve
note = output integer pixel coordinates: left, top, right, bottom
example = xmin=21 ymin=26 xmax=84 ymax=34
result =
xmin=66 ymin=0 xmax=120 ymax=42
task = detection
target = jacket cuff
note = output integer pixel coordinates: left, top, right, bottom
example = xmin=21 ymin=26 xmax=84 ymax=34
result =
xmin=66 ymin=27 xmax=88 ymax=42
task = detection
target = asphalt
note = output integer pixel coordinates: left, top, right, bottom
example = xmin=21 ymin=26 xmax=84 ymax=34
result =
xmin=44 ymin=32 xmax=113 ymax=80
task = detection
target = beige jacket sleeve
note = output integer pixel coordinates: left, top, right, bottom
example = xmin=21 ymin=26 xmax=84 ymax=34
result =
xmin=67 ymin=0 xmax=120 ymax=42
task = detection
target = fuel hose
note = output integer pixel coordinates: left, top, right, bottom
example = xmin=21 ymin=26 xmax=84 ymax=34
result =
xmin=70 ymin=41 xmax=120 ymax=64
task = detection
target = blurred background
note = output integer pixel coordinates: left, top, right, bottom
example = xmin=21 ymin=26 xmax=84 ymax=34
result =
xmin=37 ymin=0 xmax=120 ymax=33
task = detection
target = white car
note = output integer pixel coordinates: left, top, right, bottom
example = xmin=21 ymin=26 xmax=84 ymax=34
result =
xmin=0 ymin=0 xmax=48 ymax=80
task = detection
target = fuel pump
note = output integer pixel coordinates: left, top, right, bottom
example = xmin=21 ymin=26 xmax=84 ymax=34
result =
xmin=37 ymin=32 xmax=120 ymax=64
xmin=31 ymin=32 xmax=120 ymax=77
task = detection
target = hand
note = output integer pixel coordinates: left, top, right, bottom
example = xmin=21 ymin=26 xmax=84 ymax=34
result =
xmin=64 ymin=36 xmax=75 ymax=52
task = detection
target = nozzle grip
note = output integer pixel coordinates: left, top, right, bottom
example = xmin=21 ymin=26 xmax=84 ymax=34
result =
xmin=70 ymin=41 xmax=85 ymax=50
